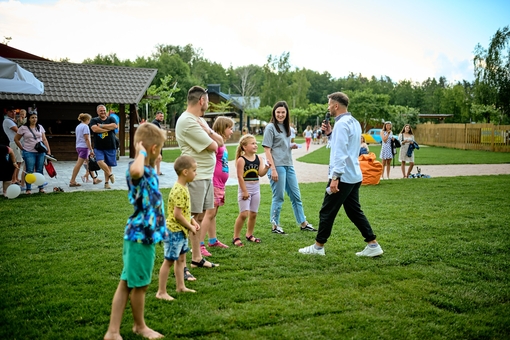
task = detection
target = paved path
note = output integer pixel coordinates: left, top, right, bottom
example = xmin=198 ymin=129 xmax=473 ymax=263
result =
xmin=16 ymin=143 xmax=510 ymax=193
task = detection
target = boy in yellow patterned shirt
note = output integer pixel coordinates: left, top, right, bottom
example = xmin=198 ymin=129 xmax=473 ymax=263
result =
xmin=156 ymin=155 xmax=200 ymax=300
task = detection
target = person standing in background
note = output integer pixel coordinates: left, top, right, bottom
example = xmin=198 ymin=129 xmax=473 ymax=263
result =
xmin=90 ymin=105 xmax=117 ymax=189
xmin=152 ymin=111 xmax=165 ymax=176
xmin=398 ymin=124 xmax=416 ymax=178
xmin=379 ymin=121 xmax=393 ymax=180
xmin=3 ymin=106 xmax=24 ymax=186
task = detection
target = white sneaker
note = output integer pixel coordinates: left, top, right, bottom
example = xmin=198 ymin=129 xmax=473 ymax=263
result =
xmin=298 ymin=244 xmax=325 ymax=256
xmin=356 ymin=244 xmax=383 ymax=257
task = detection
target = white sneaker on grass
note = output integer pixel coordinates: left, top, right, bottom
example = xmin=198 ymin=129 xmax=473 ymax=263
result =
xmin=298 ymin=244 xmax=325 ymax=256
xmin=356 ymin=244 xmax=383 ymax=257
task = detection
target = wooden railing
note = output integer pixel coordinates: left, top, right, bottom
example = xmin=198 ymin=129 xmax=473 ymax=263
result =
xmin=414 ymin=123 xmax=510 ymax=152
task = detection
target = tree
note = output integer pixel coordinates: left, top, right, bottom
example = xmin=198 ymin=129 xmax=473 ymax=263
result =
xmin=139 ymin=74 xmax=179 ymax=120
xmin=304 ymin=69 xmax=334 ymax=104
xmin=346 ymin=89 xmax=390 ymax=131
xmin=82 ymin=53 xmax=130 ymax=66
xmin=260 ymin=52 xmax=292 ymax=106
xmin=289 ymin=68 xmax=311 ymax=109
xmin=387 ymin=105 xmax=420 ymax=133
xmin=474 ymin=26 xmax=510 ymax=123
xmin=232 ymin=65 xmax=264 ymax=131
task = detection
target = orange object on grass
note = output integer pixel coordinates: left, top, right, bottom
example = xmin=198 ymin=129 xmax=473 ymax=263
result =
xmin=359 ymin=152 xmax=383 ymax=185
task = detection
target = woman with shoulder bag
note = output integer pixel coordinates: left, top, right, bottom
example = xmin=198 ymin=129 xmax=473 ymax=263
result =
xmin=14 ymin=111 xmax=51 ymax=194
xmin=398 ymin=124 xmax=416 ymax=178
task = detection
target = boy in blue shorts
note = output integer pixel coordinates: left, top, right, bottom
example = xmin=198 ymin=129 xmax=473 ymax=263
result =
xmin=104 ymin=123 xmax=167 ymax=340
xmin=156 ymin=155 xmax=200 ymax=301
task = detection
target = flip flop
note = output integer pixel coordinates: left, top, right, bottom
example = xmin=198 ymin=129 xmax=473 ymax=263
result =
xmin=69 ymin=182 xmax=81 ymax=187
xmin=184 ymin=267 xmax=196 ymax=281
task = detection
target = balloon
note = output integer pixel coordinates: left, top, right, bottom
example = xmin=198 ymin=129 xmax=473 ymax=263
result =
xmin=34 ymin=173 xmax=46 ymax=187
xmin=6 ymin=184 xmax=21 ymax=199
xmin=25 ymin=173 xmax=36 ymax=184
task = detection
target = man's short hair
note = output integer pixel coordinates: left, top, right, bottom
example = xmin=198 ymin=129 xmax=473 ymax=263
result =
xmin=174 ymin=155 xmax=196 ymax=175
xmin=96 ymin=104 xmax=107 ymax=112
xmin=328 ymin=92 xmax=349 ymax=107
xmin=187 ymin=86 xmax=207 ymax=104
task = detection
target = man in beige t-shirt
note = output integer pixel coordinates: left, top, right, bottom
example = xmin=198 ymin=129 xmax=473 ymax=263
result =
xmin=175 ymin=86 xmax=224 ymax=269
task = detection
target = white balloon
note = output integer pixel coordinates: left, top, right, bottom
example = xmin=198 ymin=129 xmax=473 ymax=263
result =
xmin=6 ymin=184 xmax=21 ymax=199
xmin=34 ymin=173 xmax=46 ymax=187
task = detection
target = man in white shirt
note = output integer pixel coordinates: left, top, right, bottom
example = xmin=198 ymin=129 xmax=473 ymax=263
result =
xmin=298 ymin=92 xmax=383 ymax=257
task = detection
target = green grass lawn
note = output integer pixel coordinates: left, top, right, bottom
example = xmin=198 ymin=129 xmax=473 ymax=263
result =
xmin=1 ymin=176 xmax=510 ymax=339
xmin=298 ymin=144 xmax=510 ymax=165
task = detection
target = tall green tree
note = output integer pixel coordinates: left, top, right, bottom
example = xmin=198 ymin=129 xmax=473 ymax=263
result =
xmin=139 ymin=74 xmax=179 ymax=119
xmin=289 ymin=68 xmax=311 ymax=109
xmin=346 ymin=89 xmax=390 ymax=131
xmin=473 ymin=26 xmax=510 ymax=123
xmin=260 ymin=52 xmax=292 ymax=106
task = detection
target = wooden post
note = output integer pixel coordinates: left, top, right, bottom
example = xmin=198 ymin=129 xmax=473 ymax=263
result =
xmin=129 ymin=104 xmax=139 ymax=158
xmin=119 ymin=104 xmax=126 ymax=156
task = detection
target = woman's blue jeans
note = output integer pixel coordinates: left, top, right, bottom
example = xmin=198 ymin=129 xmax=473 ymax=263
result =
xmin=268 ymin=166 xmax=306 ymax=227
xmin=22 ymin=150 xmax=45 ymax=190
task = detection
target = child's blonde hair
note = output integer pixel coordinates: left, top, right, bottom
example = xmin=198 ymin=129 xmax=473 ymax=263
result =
xmin=174 ymin=155 xmax=196 ymax=175
xmin=134 ymin=123 xmax=166 ymax=157
xmin=78 ymin=113 xmax=92 ymax=123
xmin=212 ymin=116 xmax=234 ymax=139
xmin=235 ymin=134 xmax=256 ymax=160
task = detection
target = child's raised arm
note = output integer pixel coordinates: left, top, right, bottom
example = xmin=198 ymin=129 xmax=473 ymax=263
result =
xmin=236 ymin=157 xmax=249 ymax=200
xmin=130 ymin=141 xmax=147 ymax=180
xmin=174 ymin=206 xmax=198 ymax=235
xmin=257 ymin=155 xmax=270 ymax=177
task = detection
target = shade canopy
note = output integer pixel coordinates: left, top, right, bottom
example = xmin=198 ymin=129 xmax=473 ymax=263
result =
xmin=0 ymin=56 xmax=44 ymax=95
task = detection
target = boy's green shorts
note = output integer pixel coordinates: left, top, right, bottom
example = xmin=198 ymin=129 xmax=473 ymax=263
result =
xmin=120 ymin=239 xmax=156 ymax=288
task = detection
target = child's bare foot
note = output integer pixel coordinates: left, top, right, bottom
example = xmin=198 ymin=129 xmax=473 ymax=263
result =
xmin=155 ymin=292 xmax=175 ymax=301
xmin=104 ymin=331 xmax=123 ymax=340
xmin=132 ymin=326 xmax=164 ymax=339
xmin=176 ymin=287 xmax=196 ymax=293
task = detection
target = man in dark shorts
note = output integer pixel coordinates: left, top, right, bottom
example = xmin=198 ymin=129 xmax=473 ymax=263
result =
xmin=90 ymin=105 xmax=118 ymax=189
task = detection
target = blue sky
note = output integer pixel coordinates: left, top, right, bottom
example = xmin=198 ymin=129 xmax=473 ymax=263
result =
xmin=1 ymin=0 xmax=509 ymax=83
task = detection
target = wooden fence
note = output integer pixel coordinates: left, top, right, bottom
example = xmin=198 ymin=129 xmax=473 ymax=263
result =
xmin=414 ymin=123 xmax=510 ymax=152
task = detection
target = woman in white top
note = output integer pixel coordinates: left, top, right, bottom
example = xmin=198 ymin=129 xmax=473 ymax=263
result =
xmin=303 ymin=125 xmax=313 ymax=151
xmin=398 ymin=124 xmax=415 ymax=178
xmin=69 ymin=113 xmax=99 ymax=186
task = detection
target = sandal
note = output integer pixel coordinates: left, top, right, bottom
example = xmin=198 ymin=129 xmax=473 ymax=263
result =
xmin=69 ymin=182 xmax=81 ymax=187
xmin=191 ymin=258 xmax=218 ymax=268
xmin=108 ymin=174 xmax=115 ymax=184
xmin=52 ymin=187 xmax=64 ymax=193
xmin=184 ymin=267 xmax=196 ymax=281
xmin=39 ymin=188 xmax=46 ymax=194
xmin=232 ymin=237 xmax=244 ymax=247
xmin=246 ymin=235 xmax=261 ymax=243
xmin=25 ymin=190 xmax=31 ymax=195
